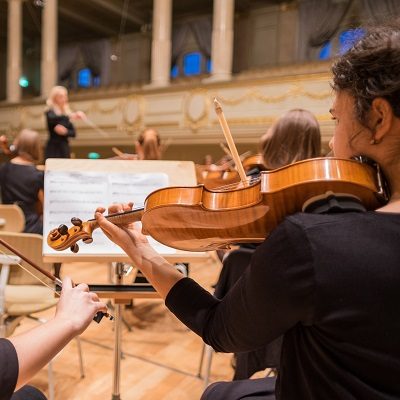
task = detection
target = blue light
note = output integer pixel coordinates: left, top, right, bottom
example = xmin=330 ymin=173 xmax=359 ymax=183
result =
xmin=183 ymin=52 xmax=201 ymax=76
xmin=78 ymin=68 xmax=92 ymax=88
xmin=339 ymin=28 xmax=365 ymax=55
xmin=206 ymin=58 xmax=212 ymax=73
xmin=171 ymin=64 xmax=179 ymax=78
xmin=19 ymin=76 xmax=29 ymax=88
xmin=318 ymin=42 xmax=332 ymax=60
xmin=88 ymin=152 xmax=100 ymax=159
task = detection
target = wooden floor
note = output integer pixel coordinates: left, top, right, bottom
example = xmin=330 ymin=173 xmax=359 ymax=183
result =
xmin=15 ymin=254 xmax=235 ymax=399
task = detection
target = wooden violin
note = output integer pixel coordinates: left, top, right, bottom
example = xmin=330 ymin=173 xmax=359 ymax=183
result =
xmin=47 ymin=157 xmax=387 ymax=253
xmin=242 ymin=154 xmax=266 ymax=172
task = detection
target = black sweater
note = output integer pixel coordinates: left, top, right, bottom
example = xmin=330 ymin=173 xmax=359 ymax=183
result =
xmin=0 ymin=339 xmax=18 ymax=400
xmin=166 ymin=211 xmax=400 ymax=399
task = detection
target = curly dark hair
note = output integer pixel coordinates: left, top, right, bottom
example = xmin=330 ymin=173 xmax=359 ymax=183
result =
xmin=332 ymin=20 xmax=400 ymax=125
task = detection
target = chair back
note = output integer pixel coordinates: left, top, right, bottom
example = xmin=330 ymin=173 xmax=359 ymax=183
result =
xmin=0 ymin=231 xmax=52 ymax=286
xmin=0 ymin=204 xmax=25 ymax=232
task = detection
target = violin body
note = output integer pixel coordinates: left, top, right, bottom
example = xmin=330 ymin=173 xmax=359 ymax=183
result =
xmin=242 ymin=154 xmax=266 ymax=172
xmin=47 ymin=158 xmax=386 ymax=253
xmin=141 ymin=158 xmax=383 ymax=251
xmin=196 ymin=168 xmax=241 ymax=189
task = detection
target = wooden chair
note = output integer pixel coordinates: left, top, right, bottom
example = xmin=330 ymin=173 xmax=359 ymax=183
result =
xmin=0 ymin=231 xmax=85 ymax=400
xmin=0 ymin=204 xmax=25 ymax=232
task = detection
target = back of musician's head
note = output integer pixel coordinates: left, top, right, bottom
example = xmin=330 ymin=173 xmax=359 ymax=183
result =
xmin=332 ymin=19 xmax=400 ymax=125
xmin=136 ymin=128 xmax=161 ymax=160
xmin=261 ymin=109 xmax=321 ymax=170
xmin=15 ymin=129 xmax=42 ymax=163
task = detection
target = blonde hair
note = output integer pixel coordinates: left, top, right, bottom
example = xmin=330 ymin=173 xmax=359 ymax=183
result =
xmin=46 ymin=86 xmax=71 ymax=115
xmin=14 ymin=129 xmax=42 ymax=164
xmin=261 ymin=109 xmax=321 ymax=170
xmin=136 ymin=128 xmax=162 ymax=160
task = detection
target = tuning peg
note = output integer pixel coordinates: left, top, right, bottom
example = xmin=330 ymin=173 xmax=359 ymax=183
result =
xmin=70 ymin=243 xmax=79 ymax=253
xmin=58 ymin=224 xmax=69 ymax=235
xmin=83 ymin=237 xmax=93 ymax=244
xmin=49 ymin=228 xmax=61 ymax=240
xmin=71 ymin=217 xmax=83 ymax=227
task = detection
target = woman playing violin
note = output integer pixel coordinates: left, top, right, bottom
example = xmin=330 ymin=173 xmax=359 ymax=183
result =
xmin=0 ymin=277 xmax=107 ymax=400
xmin=214 ymin=108 xmax=321 ymax=381
xmin=0 ymin=130 xmax=44 ymax=234
xmin=95 ymin=21 xmax=400 ymax=400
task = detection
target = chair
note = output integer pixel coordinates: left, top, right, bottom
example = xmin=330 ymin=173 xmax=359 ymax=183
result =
xmin=0 ymin=231 xmax=85 ymax=400
xmin=0 ymin=204 xmax=25 ymax=232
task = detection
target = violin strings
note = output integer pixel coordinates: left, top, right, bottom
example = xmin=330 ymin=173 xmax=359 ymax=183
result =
xmin=213 ymin=176 xmax=260 ymax=191
xmin=0 ymin=249 xmax=60 ymax=297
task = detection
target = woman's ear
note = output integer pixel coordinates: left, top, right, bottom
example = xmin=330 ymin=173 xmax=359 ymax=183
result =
xmin=369 ymin=98 xmax=394 ymax=141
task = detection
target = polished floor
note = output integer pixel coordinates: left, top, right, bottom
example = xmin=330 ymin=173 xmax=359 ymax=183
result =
xmin=16 ymin=255 xmax=235 ymax=399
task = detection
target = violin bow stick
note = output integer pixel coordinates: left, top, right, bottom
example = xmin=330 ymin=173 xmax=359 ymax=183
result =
xmin=219 ymin=142 xmax=232 ymax=159
xmin=0 ymin=238 xmax=113 ymax=323
xmin=82 ymin=116 xmax=109 ymax=138
xmin=214 ymin=99 xmax=248 ymax=185
xmin=112 ymin=147 xmax=125 ymax=157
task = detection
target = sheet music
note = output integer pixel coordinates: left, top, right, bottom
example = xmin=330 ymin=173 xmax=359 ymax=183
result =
xmin=43 ymin=170 xmax=176 ymax=255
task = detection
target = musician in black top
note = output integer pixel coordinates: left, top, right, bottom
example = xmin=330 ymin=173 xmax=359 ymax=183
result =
xmin=44 ymin=86 xmax=85 ymax=160
xmin=96 ymin=21 xmax=400 ymax=400
xmin=0 ymin=277 xmax=107 ymax=400
xmin=0 ymin=130 xmax=44 ymax=234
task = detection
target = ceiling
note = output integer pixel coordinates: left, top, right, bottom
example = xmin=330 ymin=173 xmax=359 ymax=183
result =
xmin=0 ymin=0 xmax=286 ymax=48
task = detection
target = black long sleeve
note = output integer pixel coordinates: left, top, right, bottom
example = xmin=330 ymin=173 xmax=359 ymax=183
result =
xmin=166 ymin=218 xmax=315 ymax=353
xmin=46 ymin=110 xmax=76 ymax=139
xmin=166 ymin=211 xmax=400 ymax=399
xmin=0 ymin=339 xmax=19 ymax=400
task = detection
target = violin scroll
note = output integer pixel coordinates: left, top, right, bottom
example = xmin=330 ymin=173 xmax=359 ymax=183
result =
xmin=47 ymin=217 xmax=95 ymax=252
xmin=47 ymin=208 xmax=144 ymax=253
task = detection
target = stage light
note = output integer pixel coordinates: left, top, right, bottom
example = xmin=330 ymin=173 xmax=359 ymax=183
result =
xmin=19 ymin=76 xmax=29 ymax=88
xmin=88 ymin=152 xmax=100 ymax=159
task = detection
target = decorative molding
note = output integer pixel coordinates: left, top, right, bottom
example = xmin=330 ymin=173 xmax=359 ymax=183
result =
xmin=0 ymin=65 xmax=335 ymax=148
xmin=184 ymin=89 xmax=210 ymax=132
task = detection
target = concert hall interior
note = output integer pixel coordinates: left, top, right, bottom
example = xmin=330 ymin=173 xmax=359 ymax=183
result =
xmin=0 ymin=1 xmax=400 ymax=400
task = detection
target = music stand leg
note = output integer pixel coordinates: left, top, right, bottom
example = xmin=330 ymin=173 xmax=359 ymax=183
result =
xmin=111 ymin=263 xmax=125 ymax=400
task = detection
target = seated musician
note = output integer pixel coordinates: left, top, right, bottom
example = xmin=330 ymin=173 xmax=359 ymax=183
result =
xmin=135 ymin=128 xmax=162 ymax=160
xmin=96 ymin=22 xmax=400 ymax=400
xmin=0 ymin=130 xmax=44 ymax=234
xmin=0 ymin=277 xmax=107 ymax=400
xmin=214 ymin=108 xmax=321 ymax=381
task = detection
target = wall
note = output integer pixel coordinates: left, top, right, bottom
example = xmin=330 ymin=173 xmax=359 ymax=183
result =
xmin=0 ymin=61 xmax=334 ymax=163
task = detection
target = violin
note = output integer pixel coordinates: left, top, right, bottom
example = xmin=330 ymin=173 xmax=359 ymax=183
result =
xmin=0 ymin=135 xmax=16 ymax=156
xmin=47 ymin=157 xmax=387 ymax=253
xmin=242 ymin=154 xmax=266 ymax=172
xmin=196 ymin=166 xmax=240 ymax=189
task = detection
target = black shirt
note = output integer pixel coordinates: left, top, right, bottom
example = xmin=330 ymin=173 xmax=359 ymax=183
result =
xmin=45 ymin=109 xmax=76 ymax=160
xmin=166 ymin=211 xmax=400 ymax=399
xmin=0 ymin=162 xmax=44 ymax=234
xmin=0 ymin=339 xmax=18 ymax=400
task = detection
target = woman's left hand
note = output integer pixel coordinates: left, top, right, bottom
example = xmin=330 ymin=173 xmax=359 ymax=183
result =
xmin=95 ymin=203 xmax=154 ymax=266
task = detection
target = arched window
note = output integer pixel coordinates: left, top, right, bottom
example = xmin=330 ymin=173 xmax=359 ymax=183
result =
xmin=318 ymin=42 xmax=332 ymax=60
xmin=317 ymin=27 xmax=365 ymax=61
xmin=339 ymin=28 xmax=365 ymax=55
xmin=77 ymin=68 xmax=92 ymax=88
xmin=171 ymin=64 xmax=179 ymax=78
xmin=183 ymin=52 xmax=202 ymax=75
xmin=77 ymin=68 xmax=101 ymax=88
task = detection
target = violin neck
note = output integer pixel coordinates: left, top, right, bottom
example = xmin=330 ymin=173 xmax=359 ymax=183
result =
xmin=89 ymin=207 xmax=144 ymax=228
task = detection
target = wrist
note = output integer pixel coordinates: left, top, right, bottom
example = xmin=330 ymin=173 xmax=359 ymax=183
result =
xmin=52 ymin=315 xmax=81 ymax=337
